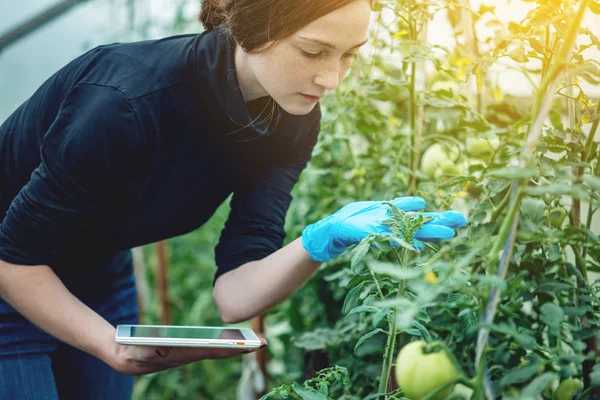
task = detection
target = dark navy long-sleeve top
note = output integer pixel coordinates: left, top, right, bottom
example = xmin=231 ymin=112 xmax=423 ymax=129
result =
xmin=0 ymin=28 xmax=321 ymax=290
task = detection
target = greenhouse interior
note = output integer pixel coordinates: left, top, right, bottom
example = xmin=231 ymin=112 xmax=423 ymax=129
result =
xmin=1 ymin=0 xmax=599 ymax=399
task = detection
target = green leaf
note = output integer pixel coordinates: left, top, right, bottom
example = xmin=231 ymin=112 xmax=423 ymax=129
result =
xmin=512 ymin=332 xmax=537 ymax=349
xmin=374 ymin=297 xmax=414 ymax=309
xmin=508 ymin=45 xmax=529 ymax=63
xmin=351 ymin=239 xmax=371 ymax=272
xmin=509 ymin=21 xmax=530 ymax=34
xmin=354 ymin=328 xmax=386 ymax=354
xmin=573 ymin=327 xmax=597 ymax=340
xmin=395 ymin=307 xmax=419 ymax=330
xmin=343 ymin=282 xmax=365 ymax=313
xmin=406 ymin=320 xmax=431 ymax=340
xmin=584 ymin=174 xmax=600 ymax=191
xmin=372 ymin=307 xmax=390 ymax=327
xmin=520 ymin=197 xmax=547 ymax=221
xmin=589 ymin=0 xmax=600 ymax=14
xmin=396 ymin=40 xmax=437 ymax=63
xmin=387 ymin=235 xmax=418 ymax=251
xmin=591 ymin=363 xmax=600 ymax=387
xmin=549 ymin=111 xmax=564 ymax=130
xmin=368 ymin=260 xmax=421 ymax=280
xmin=536 ymin=282 xmax=573 ymax=293
xmin=563 ymin=306 xmax=591 ymax=317
xmin=488 ymin=167 xmax=538 ymax=180
xmin=525 ymin=183 xmax=589 ymax=198
xmin=291 ymin=383 xmax=328 ymax=400
xmin=347 ymin=305 xmax=380 ymax=317
xmin=529 ymin=38 xmax=545 ymax=54
xmin=500 ymin=360 xmax=542 ymax=386
xmin=540 ymin=303 xmax=564 ymax=332
xmin=484 ymin=322 xmax=536 ymax=349
xmin=521 ymin=373 xmax=557 ymax=397
xmin=457 ymin=115 xmax=492 ymax=132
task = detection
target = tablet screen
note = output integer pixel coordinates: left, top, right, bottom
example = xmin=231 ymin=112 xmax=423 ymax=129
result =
xmin=130 ymin=326 xmax=245 ymax=340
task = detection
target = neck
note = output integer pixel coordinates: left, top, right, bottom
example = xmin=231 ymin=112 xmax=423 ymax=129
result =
xmin=233 ymin=45 xmax=267 ymax=102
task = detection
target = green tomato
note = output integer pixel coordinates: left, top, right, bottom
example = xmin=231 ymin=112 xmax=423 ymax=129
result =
xmin=421 ymin=143 xmax=458 ymax=178
xmin=554 ymin=378 xmax=583 ymax=400
xmin=449 ymin=383 xmax=474 ymax=400
xmin=395 ymin=341 xmax=459 ymax=400
xmin=434 ymin=160 xmax=464 ymax=180
xmin=544 ymin=207 xmax=567 ymax=228
xmin=466 ymin=137 xmax=499 ymax=160
xmin=465 ymin=181 xmax=482 ymax=197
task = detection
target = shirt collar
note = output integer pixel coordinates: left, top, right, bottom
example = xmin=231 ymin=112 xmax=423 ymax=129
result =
xmin=201 ymin=26 xmax=283 ymax=140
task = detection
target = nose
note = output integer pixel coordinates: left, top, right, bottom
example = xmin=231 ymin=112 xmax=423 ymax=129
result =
xmin=314 ymin=61 xmax=341 ymax=91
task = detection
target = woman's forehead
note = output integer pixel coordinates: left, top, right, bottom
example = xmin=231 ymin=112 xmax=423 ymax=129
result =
xmin=293 ymin=1 xmax=371 ymax=49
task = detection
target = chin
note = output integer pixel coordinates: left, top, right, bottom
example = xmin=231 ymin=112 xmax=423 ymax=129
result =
xmin=277 ymin=100 xmax=317 ymax=116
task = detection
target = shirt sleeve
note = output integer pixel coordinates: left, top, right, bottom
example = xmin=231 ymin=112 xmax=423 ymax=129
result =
xmin=213 ymin=114 xmax=321 ymax=282
xmin=0 ymin=84 xmax=144 ymax=266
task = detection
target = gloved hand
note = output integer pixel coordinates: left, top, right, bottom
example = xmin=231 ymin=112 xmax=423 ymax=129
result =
xmin=301 ymin=196 xmax=468 ymax=262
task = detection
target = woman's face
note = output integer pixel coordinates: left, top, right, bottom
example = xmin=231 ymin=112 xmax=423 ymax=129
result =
xmin=236 ymin=1 xmax=371 ymax=115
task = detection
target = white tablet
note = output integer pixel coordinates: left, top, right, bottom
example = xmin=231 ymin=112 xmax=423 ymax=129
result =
xmin=115 ymin=324 xmax=262 ymax=349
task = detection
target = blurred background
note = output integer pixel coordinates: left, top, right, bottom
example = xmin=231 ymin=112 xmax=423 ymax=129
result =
xmin=1 ymin=0 xmax=598 ymax=122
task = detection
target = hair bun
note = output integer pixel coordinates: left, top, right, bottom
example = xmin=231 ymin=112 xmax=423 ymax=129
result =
xmin=199 ymin=0 xmax=227 ymax=31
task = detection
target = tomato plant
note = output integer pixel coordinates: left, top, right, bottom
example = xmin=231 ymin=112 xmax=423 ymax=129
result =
xmin=270 ymin=0 xmax=600 ymax=399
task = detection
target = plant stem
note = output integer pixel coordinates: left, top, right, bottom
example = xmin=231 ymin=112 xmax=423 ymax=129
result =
xmin=378 ymin=248 xmax=409 ymax=396
xmin=473 ymin=3 xmax=590 ymax=398
xmin=582 ymin=99 xmax=600 ymax=258
xmin=584 ymin=99 xmax=600 ymax=161
xmin=572 ymin=245 xmax=589 ymax=284
xmin=490 ymin=188 xmax=512 ymax=222
xmin=473 ymin=354 xmax=486 ymax=400
xmin=566 ymin=71 xmax=585 ymax=278
xmin=487 ymin=187 xmax=523 ymax=264
xmin=408 ymin=16 xmax=419 ymax=195
xmin=371 ymin=270 xmax=386 ymax=300
xmin=378 ymin=304 xmax=398 ymax=395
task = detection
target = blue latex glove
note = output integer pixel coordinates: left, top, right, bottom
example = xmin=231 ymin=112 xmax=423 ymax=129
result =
xmin=301 ymin=196 xmax=468 ymax=262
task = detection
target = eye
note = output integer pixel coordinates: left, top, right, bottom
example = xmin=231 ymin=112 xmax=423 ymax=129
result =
xmin=300 ymin=50 xmax=324 ymax=59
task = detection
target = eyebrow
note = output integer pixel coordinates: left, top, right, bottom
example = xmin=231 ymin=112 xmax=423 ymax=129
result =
xmin=297 ymin=36 xmax=368 ymax=50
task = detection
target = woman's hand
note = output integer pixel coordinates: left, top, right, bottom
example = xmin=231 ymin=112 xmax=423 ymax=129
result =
xmin=301 ymin=196 xmax=468 ymax=262
xmin=108 ymin=338 xmax=267 ymax=376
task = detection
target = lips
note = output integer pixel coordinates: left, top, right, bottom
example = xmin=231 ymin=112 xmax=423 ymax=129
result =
xmin=301 ymin=94 xmax=321 ymax=102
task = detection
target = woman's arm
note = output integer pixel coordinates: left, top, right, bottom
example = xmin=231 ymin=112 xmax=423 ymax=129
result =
xmin=213 ymin=236 xmax=321 ymax=323
xmin=213 ymin=196 xmax=469 ymax=323
xmin=0 ymin=260 xmax=119 ymax=363
xmin=0 ymin=259 xmax=263 ymax=375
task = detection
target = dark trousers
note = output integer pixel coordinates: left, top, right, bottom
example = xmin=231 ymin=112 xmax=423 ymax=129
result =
xmin=0 ymin=268 xmax=139 ymax=400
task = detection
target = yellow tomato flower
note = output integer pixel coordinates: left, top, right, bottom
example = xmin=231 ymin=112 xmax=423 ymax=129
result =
xmin=425 ymin=272 xmax=438 ymax=284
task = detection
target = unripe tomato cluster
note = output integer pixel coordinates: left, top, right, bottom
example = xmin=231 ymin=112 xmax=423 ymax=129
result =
xmin=420 ymin=137 xmax=499 ymax=182
xmin=420 ymin=143 xmax=460 ymax=179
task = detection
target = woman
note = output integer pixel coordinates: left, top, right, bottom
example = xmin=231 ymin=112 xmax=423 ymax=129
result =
xmin=0 ymin=0 xmax=467 ymax=398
